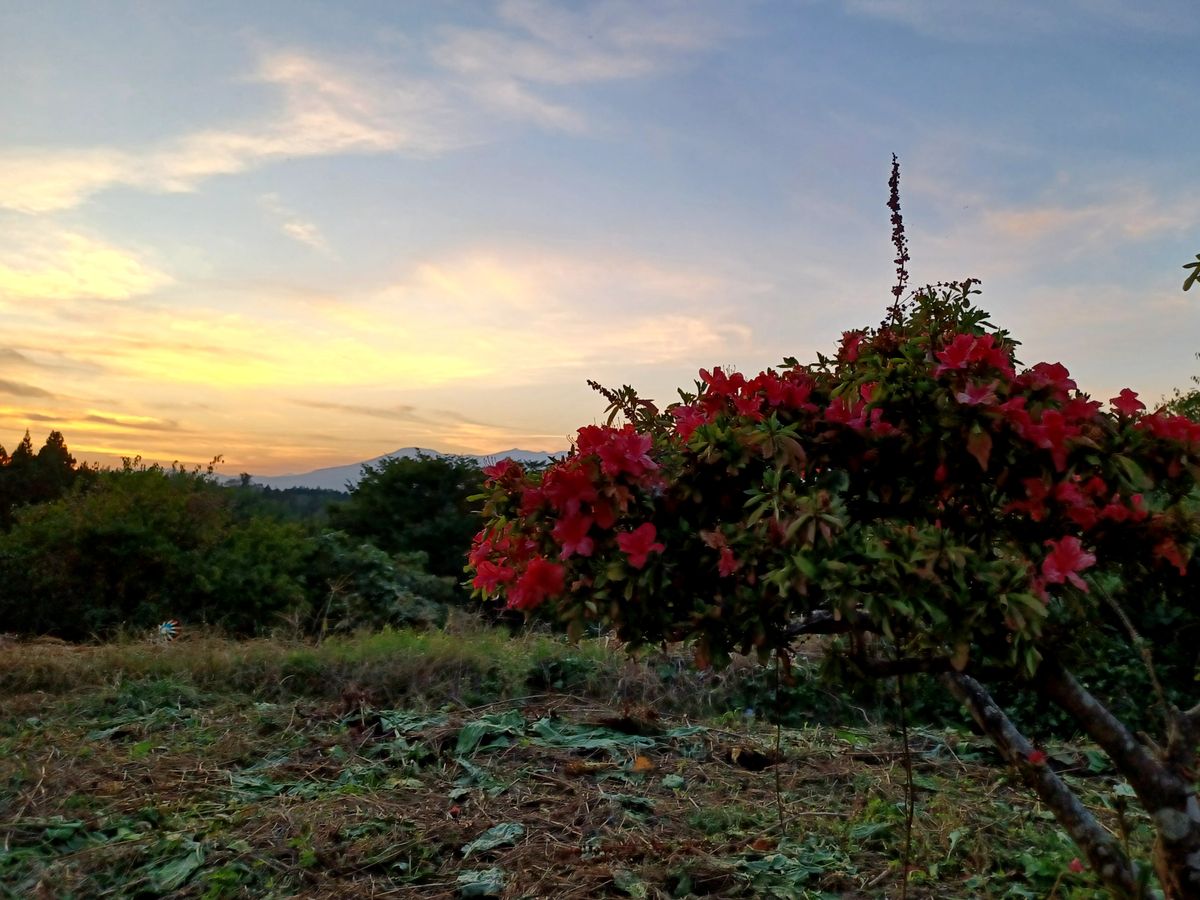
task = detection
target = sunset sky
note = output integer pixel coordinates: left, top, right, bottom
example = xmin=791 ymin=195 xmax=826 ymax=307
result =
xmin=1 ymin=1 xmax=1197 ymax=475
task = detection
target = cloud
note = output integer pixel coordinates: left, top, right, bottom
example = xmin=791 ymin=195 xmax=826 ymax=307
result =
xmin=0 ymin=379 xmax=54 ymax=399
xmin=259 ymin=193 xmax=332 ymax=253
xmin=0 ymin=49 xmax=458 ymax=213
xmin=297 ymin=400 xmax=421 ymax=421
xmin=83 ymin=412 xmax=183 ymax=432
xmin=0 ymin=230 xmax=171 ymax=301
xmin=433 ymin=0 xmax=731 ymax=129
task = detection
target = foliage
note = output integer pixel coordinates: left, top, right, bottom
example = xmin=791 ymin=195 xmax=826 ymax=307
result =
xmin=0 ymin=462 xmax=312 ymax=638
xmin=470 ymin=281 xmax=1196 ymax=672
xmin=468 ymin=278 xmax=1200 ymax=894
xmin=306 ymin=531 xmax=452 ymax=634
xmin=0 ymin=430 xmax=93 ymax=528
xmin=1164 ymin=352 xmax=1200 ymax=421
xmin=330 ymin=453 xmax=485 ymax=581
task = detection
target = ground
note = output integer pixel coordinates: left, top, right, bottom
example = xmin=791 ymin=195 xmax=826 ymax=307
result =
xmin=0 ymin=631 xmax=1147 ymax=898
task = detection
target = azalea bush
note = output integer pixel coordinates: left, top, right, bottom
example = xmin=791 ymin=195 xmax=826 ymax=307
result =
xmin=469 ymin=275 xmax=1200 ymax=896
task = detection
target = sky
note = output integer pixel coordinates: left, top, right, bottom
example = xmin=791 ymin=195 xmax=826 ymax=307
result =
xmin=0 ymin=1 xmax=1197 ymax=475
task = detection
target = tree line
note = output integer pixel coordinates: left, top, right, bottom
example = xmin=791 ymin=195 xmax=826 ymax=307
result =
xmin=0 ymin=435 xmax=488 ymax=641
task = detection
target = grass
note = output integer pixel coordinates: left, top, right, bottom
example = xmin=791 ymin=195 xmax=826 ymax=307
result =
xmin=0 ymin=626 xmax=1155 ymax=898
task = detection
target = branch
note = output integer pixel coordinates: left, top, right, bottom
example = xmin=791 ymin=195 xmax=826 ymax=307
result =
xmin=783 ymin=608 xmax=875 ymax=638
xmin=940 ymin=671 xmax=1142 ymax=898
xmin=1034 ymin=657 xmax=1180 ymax=805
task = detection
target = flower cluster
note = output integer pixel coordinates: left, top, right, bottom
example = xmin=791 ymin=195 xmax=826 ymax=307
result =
xmin=468 ymin=287 xmax=1197 ymax=674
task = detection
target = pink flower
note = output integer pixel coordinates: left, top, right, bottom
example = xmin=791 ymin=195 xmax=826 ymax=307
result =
xmin=1041 ymin=537 xmax=1096 ymax=592
xmin=955 ymin=381 xmax=999 ymax=406
xmin=616 ymin=523 xmax=665 ymax=570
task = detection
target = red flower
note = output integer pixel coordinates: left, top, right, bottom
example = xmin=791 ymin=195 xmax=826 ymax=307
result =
xmin=1018 ymin=362 xmax=1077 ymax=403
xmin=472 ymin=560 xmax=515 ymax=594
xmin=588 ymin=425 xmax=657 ymax=479
xmin=934 ymin=333 xmax=977 ymax=375
xmin=1006 ymin=477 xmax=1051 ymax=522
xmin=934 ymin=333 xmax=1013 ymax=378
xmin=671 ymin=404 xmax=708 ymax=440
xmin=616 ymin=523 xmax=665 ymax=570
xmin=824 ymin=396 xmax=867 ymax=429
xmin=1069 ymin=858 xmax=1085 ymax=874
xmin=552 ymin=514 xmax=594 ymax=559
xmin=1041 ymin=537 xmax=1096 ymax=592
xmin=732 ymin=393 xmax=765 ymax=421
xmin=1027 ymin=749 xmax=1047 ymax=765
xmin=718 ymin=546 xmax=741 ymax=577
xmin=1025 ymin=410 xmax=1080 ymax=472
xmin=1110 ymin=388 xmax=1145 ymax=417
xmin=839 ymin=330 xmax=865 ymax=363
xmin=541 ymin=461 xmax=597 ymax=515
xmin=507 ymin=557 xmax=566 ymax=611
xmin=699 ymin=366 xmax=745 ymax=399
xmin=482 ymin=458 xmax=524 ymax=482
xmin=1154 ymin=538 xmax=1188 ymax=576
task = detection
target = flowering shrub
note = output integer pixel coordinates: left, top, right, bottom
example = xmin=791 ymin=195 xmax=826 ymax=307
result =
xmin=470 ymin=281 xmax=1200 ymax=896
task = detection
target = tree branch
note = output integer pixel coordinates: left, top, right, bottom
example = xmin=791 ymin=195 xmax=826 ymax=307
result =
xmin=784 ymin=608 xmax=875 ymax=637
xmin=940 ymin=671 xmax=1142 ymax=898
xmin=1033 ymin=657 xmax=1179 ymax=804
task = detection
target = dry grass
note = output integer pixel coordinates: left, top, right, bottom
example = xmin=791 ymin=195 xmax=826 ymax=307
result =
xmin=0 ymin=632 xmax=1149 ymax=898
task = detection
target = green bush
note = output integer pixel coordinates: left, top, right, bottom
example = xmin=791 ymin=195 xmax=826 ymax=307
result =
xmin=0 ymin=463 xmax=313 ymax=638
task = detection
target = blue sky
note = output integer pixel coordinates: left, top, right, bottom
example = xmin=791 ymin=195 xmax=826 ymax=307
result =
xmin=1 ymin=0 xmax=1196 ymax=473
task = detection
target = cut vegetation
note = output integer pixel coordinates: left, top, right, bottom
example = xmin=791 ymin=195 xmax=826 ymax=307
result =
xmin=1 ymin=630 xmax=1150 ymax=898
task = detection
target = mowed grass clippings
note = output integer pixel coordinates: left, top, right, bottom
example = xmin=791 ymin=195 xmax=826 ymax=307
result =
xmin=1 ymin=634 xmax=1151 ymax=898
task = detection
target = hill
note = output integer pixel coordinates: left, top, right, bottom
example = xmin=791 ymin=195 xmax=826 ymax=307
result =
xmin=241 ymin=447 xmax=560 ymax=492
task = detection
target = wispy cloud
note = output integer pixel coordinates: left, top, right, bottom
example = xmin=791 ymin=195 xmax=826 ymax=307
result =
xmin=0 ymin=379 xmax=55 ymax=399
xmin=259 ymin=193 xmax=332 ymax=253
xmin=0 ymin=229 xmax=171 ymax=302
xmin=433 ymin=0 xmax=732 ymax=130
xmin=82 ymin=412 xmax=183 ymax=432
xmin=0 ymin=49 xmax=458 ymax=213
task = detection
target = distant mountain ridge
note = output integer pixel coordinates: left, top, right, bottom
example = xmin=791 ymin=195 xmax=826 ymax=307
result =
xmin=242 ymin=447 xmax=561 ymax=492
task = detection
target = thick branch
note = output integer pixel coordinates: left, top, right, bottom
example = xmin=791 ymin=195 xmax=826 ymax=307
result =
xmin=1035 ymin=657 xmax=1200 ymax=898
xmin=940 ymin=671 xmax=1141 ymax=898
xmin=1034 ymin=657 xmax=1179 ymax=805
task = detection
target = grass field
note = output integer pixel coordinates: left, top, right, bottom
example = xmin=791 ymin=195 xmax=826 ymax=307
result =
xmin=0 ymin=627 xmax=1150 ymax=898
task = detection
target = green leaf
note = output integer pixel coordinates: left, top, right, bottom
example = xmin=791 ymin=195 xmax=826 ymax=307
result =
xmin=461 ymin=822 xmax=525 ymax=857
xmin=613 ymin=868 xmax=650 ymax=897
xmin=456 ymin=710 xmax=526 ymax=756
xmin=456 ymin=867 xmax=506 ymax=897
xmin=149 ymin=841 xmax=205 ymax=892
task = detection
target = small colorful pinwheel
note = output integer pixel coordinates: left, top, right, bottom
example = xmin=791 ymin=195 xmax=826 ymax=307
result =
xmin=157 ymin=620 xmax=180 ymax=643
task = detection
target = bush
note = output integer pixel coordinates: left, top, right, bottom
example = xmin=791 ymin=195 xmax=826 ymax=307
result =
xmin=0 ymin=463 xmax=313 ymax=639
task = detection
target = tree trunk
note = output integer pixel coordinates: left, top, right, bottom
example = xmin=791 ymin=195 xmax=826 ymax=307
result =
xmin=1035 ymin=658 xmax=1200 ymax=899
xmin=940 ymin=671 xmax=1144 ymax=897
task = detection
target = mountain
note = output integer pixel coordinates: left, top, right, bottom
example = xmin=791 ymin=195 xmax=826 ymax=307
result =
xmin=240 ymin=447 xmax=561 ymax=492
